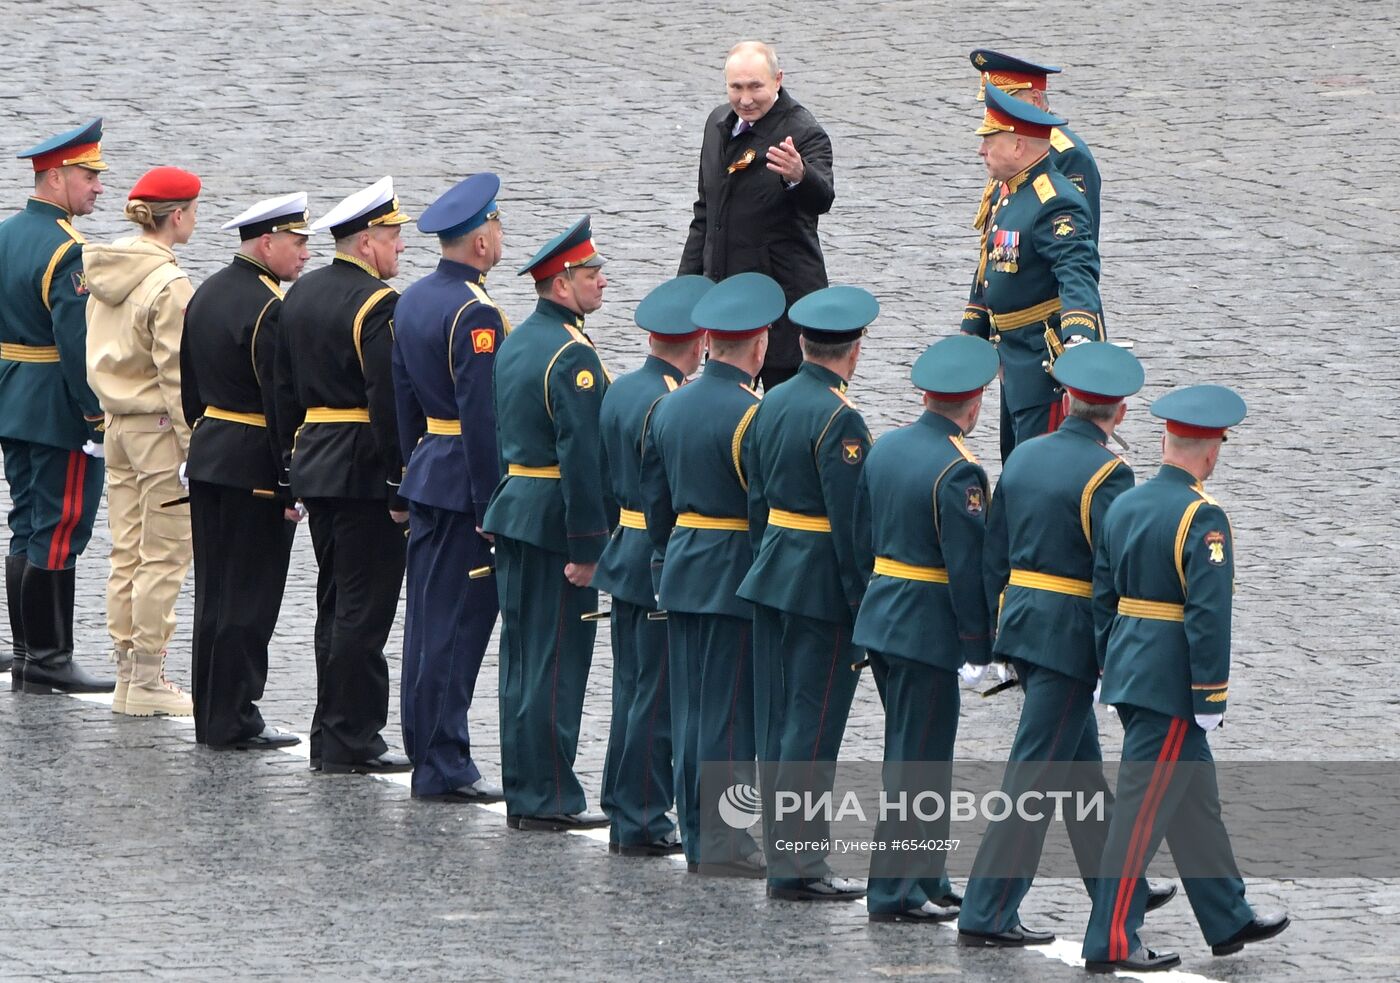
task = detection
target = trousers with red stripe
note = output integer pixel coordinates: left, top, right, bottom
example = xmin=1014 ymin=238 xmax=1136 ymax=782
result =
xmin=998 ymin=397 xmax=1065 ymax=463
xmin=1 ymin=439 xmax=103 ymax=569
xmin=1082 ymin=705 xmax=1254 ymax=962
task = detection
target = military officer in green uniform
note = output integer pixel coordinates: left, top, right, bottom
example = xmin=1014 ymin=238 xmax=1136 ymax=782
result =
xmin=738 ymin=285 xmax=875 ymax=902
xmin=482 ymin=216 xmax=611 ymax=831
xmin=639 ymin=271 xmax=777 ymax=875
xmin=1082 ymin=386 xmax=1288 ymax=973
xmin=960 ymin=83 xmax=1104 ymax=462
xmin=958 ymin=343 xmax=1176 ymax=947
xmin=853 ymin=334 xmax=997 ymax=923
xmin=0 ymin=119 xmax=113 ymax=693
xmin=596 ymin=274 xmax=710 ymax=857
xmin=969 ymin=49 xmax=1102 ymax=239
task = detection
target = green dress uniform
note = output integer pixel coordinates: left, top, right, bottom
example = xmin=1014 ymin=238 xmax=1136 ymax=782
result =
xmin=0 ymin=119 xmax=111 ymax=693
xmin=959 ymin=343 xmax=1145 ymax=943
xmin=183 ymin=193 xmax=310 ymax=747
xmin=969 ymin=49 xmax=1102 ymax=239
xmin=853 ymin=335 xmax=998 ymax=922
xmin=736 ymin=286 xmax=875 ymax=900
xmin=482 ymin=217 xmax=611 ymax=827
xmin=961 ymin=84 xmax=1104 ymax=462
xmin=274 ymin=179 xmax=410 ymax=772
xmin=596 ymin=275 xmax=710 ymax=854
xmin=638 ymin=272 xmax=777 ymax=872
xmin=1083 ymin=386 xmax=1284 ymax=973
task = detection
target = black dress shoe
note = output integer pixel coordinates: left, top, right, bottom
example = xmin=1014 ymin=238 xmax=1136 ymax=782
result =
xmin=515 ymin=811 xmax=609 ymax=831
xmin=929 ymin=889 xmax=963 ymax=908
xmin=414 ymin=778 xmax=505 ymax=804
xmin=957 ymin=924 xmax=1055 ymax=947
xmin=1145 ymin=880 xmax=1178 ymax=913
xmin=210 ymin=726 xmax=302 ymax=751
xmin=613 ymin=830 xmax=683 ymax=857
xmin=1085 ymin=946 xmax=1180 ymax=973
xmin=321 ymin=752 xmax=412 ymax=774
xmin=1211 ymin=911 xmax=1289 ymax=956
xmin=507 ymin=814 xmax=522 ymax=829
xmin=692 ymin=853 xmax=767 ymax=878
xmin=869 ymin=900 xmax=959 ymax=923
xmin=768 ymin=875 xmax=866 ymax=902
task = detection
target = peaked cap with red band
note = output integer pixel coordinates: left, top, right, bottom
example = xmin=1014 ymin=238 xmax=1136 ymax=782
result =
xmin=970 ymin=49 xmax=1061 ymax=101
xmin=977 ymin=80 xmax=1066 ymax=141
xmin=634 ymin=274 xmax=714 ymax=341
xmin=1151 ymin=384 xmax=1247 ymax=441
xmin=1051 ymin=341 xmax=1144 ymax=405
xmin=911 ymin=334 xmax=998 ymax=402
xmin=18 ymin=117 xmax=108 ymax=172
xmin=518 ymin=215 xmax=605 ymax=281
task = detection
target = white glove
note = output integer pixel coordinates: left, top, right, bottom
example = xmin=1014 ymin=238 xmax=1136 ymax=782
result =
xmin=1093 ymin=680 xmax=1103 ymax=704
xmin=958 ymin=662 xmax=988 ymax=688
xmin=1063 ymin=334 xmax=1091 ymax=349
xmin=81 ymin=440 xmax=104 ymax=459
xmin=178 ymin=462 xmax=188 ymax=490
xmin=295 ymin=502 xmax=308 ymax=521
xmin=1194 ymin=713 xmax=1223 ymax=732
xmin=992 ymin=662 xmax=1012 ymax=684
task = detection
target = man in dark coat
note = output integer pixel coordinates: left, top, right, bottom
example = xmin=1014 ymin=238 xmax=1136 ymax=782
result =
xmin=678 ymin=40 xmax=834 ymax=390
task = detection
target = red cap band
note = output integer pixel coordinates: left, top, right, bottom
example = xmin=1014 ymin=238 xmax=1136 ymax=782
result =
xmin=1165 ymin=420 xmax=1227 ymax=439
xmin=926 ymin=387 xmax=984 ymax=403
xmin=1065 ymin=386 xmax=1122 ymax=406
xmin=129 ymin=166 xmax=202 ymax=202
xmin=984 ymin=70 xmax=1048 ymax=93
xmin=979 ymin=105 xmax=1054 ymax=141
xmin=32 ymin=142 xmax=102 ymax=172
xmin=530 ymin=239 xmax=598 ymax=281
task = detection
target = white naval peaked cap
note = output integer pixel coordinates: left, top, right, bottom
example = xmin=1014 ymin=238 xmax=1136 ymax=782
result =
xmin=310 ymin=175 xmax=411 ymax=238
xmin=220 ymin=191 xmax=313 ymax=238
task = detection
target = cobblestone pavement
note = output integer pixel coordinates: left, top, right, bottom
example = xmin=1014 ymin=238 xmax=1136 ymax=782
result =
xmin=2 ymin=0 xmax=1398 ymax=979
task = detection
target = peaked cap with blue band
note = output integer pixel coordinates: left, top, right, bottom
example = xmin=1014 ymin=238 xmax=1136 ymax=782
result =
xmin=419 ymin=172 xmax=500 ymax=240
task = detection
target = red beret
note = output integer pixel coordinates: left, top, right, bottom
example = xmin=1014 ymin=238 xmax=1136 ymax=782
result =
xmin=128 ymin=166 xmax=202 ymax=202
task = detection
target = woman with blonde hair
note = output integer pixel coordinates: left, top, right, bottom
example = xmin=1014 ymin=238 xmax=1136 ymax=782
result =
xmin=84 ymin=166 xmax=200 ymax=716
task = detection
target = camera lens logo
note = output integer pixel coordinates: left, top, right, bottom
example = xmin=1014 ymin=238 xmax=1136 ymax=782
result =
xmin=717 ymin=783 xmax=762 ymax=829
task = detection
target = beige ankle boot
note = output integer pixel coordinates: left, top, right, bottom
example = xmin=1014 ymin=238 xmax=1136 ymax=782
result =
xmin=124 ymin=650 xmax=193 ymax=717
xmin=110 ymin=647 xmax=133 ymax=713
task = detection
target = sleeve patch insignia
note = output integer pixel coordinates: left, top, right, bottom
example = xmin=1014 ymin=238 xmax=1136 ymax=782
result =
xmin=471 ymin=328 xmax=495 ymax=354
xmin=71 ymin=271 xmax=88 ymax=296
xmin=1052 ymin=214 xmax=1076 ymax=238
xmin=965 ymin=485 xmax=985 ymax=515
xmin=1067 ymin=173 xmax=1086 ymax=194
xmin=841 ymin=439 xmax=863 ymax=465
xmin=575 ymin=368 xmax=595 ymax=391
xmin=1204 ymin=529 xmax=1227 ymax=565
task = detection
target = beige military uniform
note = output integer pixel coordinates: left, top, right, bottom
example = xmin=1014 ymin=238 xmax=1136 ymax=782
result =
xmin=84 ymin=236 xmax=194 ymax=715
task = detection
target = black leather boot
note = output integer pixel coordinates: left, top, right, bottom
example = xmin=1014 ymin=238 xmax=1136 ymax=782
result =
xmin=4 ymin=554 xmax=24 ymax=683
xmin=19 ymin=565 xmax=113 ymax=694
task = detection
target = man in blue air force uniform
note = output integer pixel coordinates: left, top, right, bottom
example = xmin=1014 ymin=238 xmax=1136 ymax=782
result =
xmin=392 ymin=173 xmax=509 ymax=803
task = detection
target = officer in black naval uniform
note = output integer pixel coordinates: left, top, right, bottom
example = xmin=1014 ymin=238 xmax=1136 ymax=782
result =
xmin=595 ymin=274 xmax=710 ymax=856
xmin=392 ymin=173 xmax=507 ymax=803
xmin=481 ymin=217 xmax=611 ymax=830
xmin=182 ymin=192 xmax=311 ymax=749
xmin=274 ymin=177 xmax=411 ymax=774
xmin=0 ymin=119 xmax=112 ymax=693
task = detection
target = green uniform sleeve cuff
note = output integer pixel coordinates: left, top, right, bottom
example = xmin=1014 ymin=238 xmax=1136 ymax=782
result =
xmin=1192 ymin=686 xmax=1229 ymax=716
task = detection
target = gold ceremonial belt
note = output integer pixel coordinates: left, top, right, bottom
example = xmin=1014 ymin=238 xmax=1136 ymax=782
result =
xmin=204 ymin=407 xmax=267 ymax=427
xmin=0 ymin=343 xmax=60 ymax=363
xmin=768 ymin=509 xmax=832 ymax=533
xmin=618 ymin=508 xmax=647 ymax=530
xmin=676 ymin=512 xmax=749 ymax=531
xmin=990 ymin=298 xmax=1062 ymax=332
xmin=1009 ymin=569 xmax=1093 ymax=598
xmin=426 ymin=416 xmax=461 ymax=435
xmin=1117 ymin=597 xmax=1185 ymax=622
xmin=507 ymin=463 xmax=561 ymax=479
xmin=873 ymin=557 xmax=949 ymax=583
xmin=304 ymin=407 xmax=370 ymax=423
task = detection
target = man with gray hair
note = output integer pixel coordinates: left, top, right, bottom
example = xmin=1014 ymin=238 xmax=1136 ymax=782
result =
xmin=679 ymin=40 xmax=834 ymax=391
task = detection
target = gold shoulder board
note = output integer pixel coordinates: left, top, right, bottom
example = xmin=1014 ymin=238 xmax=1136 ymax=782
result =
xmin=1033 ymin=174 xmax=1056 ymax=204
xmin=1050 ymin=128 xmax=1074 ymax=152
